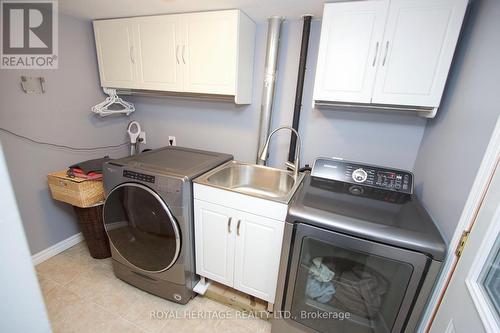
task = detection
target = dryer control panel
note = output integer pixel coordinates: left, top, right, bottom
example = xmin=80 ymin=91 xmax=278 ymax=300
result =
xmin=311 ymin=158 xmax=414 ymax=194
xmin=123 ymin=170 xmax=155 ymax=183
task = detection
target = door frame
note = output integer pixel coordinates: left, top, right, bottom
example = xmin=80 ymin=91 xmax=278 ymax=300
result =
xmin=419 ymin=116 xmax=500 ymax=332
xmin=465 ymin=202 xmax=500 ymax=332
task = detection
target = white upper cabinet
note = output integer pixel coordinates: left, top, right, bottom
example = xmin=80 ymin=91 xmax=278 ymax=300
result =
xmin=314 ymin=0 xmax=389 ymax=103
xmin=372 ymin=0 xmax=469 ymax=107
xmin=182 ymin=11 xmax=238 ymax=96
xmin=93 ymin=10 xmax=256 ymax=104
xmin=313 ymin=0 xmax=468 ymax=115
xmin=134 ymin=15 xmax=183 ymax=92
xmin=93 ymin=19 xmax=137 ymax=89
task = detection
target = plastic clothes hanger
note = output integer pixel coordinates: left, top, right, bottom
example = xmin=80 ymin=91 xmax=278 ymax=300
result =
xmin=91 ymin=88 xmax=135 ymax=117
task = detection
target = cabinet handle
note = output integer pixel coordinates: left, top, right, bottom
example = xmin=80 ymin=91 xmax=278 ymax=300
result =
xmin=382 ymin=41 xmax=389 ymax=67
xmin=227 ymin=217 xmax=232 ymax=233
xmin=182 ymin=45 xmax=186 ymax=64
xmin=176 ymin=45 xmax=180 ymax=64
xmin=372 ymin=42 xmax=379 ymax=67
xmin=237 ymin=220 xmax=241 ymax=236
xmin=130 ymin=46 xmax=135 ymax=64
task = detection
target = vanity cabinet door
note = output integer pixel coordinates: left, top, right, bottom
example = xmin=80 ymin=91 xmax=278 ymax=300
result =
xmin=194 ymin=200 xmax=236 ymax=287
xmin=233 ymin=211 xmax=284 ymax=303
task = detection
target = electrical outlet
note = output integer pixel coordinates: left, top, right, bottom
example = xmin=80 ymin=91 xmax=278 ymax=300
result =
xmin=138 ymin=131 xmax=146 ymax=144
xmin=168 ymin=136 xmax=176 ymax=146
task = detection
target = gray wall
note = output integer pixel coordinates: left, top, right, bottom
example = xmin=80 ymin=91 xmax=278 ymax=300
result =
xmin=133 ymin=20 xmax=427 ymax=171
xmin=413 ymin=0 xmax=500 ymax=242
xmin=0 ymin=14 xmax=129 ymax=254
xmin=0 ymin=15 xmax=433 ymax=255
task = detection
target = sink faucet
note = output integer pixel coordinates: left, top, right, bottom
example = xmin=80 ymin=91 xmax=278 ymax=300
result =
xmin=259 ymin=126 xmax=302 ymax=181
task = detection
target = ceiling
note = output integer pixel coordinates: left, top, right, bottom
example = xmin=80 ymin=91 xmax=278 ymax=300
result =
xmin=58 ymin=0 xmax=326 ymax=22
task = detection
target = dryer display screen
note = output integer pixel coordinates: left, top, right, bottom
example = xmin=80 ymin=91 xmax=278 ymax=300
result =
xmin=123 ymin=170 xmax=155 ymax=183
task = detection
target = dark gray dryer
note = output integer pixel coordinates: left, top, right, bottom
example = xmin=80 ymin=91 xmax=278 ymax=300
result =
xmin=273 ymin=158 xmax=446 ymax=333
xmin=102 ymin=146 xmax=232 ymax=304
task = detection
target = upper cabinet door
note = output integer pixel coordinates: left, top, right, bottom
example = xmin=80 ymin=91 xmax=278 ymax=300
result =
xmin=313 ymin=1 xmax=389 ymax=104
xmin=182 ymin=11 xmax=238 ymax=95
xmin=93 ymin=19 xmax=137 ymax=89
xmin=133 ymin=15 xmax=183 ymax=92
xmin=372 ymin=0 xmax=468 ymax=107
xmin=233 ymin=212 xmax=284 ymax=303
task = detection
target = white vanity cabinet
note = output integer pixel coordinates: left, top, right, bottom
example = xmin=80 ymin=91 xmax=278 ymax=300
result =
xmin=313 ymin=0 xmax=468 ymax=115
xmin=93 ymin=10 xmax=256 ymax=104
xmin=193 ymin=184 xmax=287 ymax=303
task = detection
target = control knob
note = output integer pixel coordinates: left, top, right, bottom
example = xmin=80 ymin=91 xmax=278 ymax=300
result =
xmin=349 ymin=185 xmax=364 ymax=195
xmin=352 ymin=168 xmax=368 ymax=183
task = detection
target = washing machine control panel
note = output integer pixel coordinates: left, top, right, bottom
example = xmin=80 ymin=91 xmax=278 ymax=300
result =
xmin=123 ymin=170 xmax=155 ymax=183
xmin=311 ymin=158 xmax=414 ymax=194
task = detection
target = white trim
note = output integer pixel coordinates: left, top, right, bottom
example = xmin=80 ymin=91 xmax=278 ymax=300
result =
xmin=31 ymin=233 xmax=84 ymax=266
xmin=466 ymin=204 xmax=500 ymax=333
xmin=419 ymin=116 xmax=500 ymax=332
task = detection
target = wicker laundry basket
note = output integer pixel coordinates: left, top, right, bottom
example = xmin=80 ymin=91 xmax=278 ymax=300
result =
xmin=48 ymin=170 xmax=111 ymax=259
xmin=73 ymin=204 xmax=111 ymax=259
xmin=47 ymin=171 xmax=104 ymax=208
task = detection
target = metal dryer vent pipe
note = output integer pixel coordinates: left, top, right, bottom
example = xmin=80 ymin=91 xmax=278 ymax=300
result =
xmin=256 ymin=16 xmax=284 ymax=165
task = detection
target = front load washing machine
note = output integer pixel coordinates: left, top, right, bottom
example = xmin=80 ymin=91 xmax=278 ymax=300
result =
xmin=102 ymin=146 xmax=232 ymax=304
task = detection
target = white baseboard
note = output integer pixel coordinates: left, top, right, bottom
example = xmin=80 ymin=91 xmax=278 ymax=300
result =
xmin=32 ymin=233 xmax=84 ymax=265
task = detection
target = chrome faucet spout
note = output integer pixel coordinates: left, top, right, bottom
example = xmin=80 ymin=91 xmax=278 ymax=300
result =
xmin=258 ymin=126 xmax=302 ymax=181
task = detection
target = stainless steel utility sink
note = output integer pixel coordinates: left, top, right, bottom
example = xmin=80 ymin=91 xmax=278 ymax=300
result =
xmin=195 ymin=161 xmax=304 ymax=204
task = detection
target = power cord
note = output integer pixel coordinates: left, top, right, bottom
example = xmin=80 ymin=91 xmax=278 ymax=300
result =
xmin=0 ymin=127 xmax=128 ymax=151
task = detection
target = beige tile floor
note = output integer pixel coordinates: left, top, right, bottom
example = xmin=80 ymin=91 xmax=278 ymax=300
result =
xmin=36 ymin=242 xmax=271 ymax=333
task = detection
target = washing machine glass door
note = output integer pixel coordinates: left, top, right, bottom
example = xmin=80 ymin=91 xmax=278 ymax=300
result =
xmin=103 ymin=183 xmax=181 ymax=272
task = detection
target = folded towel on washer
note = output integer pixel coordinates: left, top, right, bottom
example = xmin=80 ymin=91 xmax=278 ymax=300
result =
xmin=68 ymin=168 xmax=103 ymax=180
xmin=69 ymin=156 xmax=111 ymax=174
